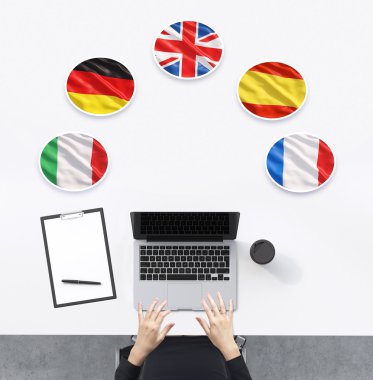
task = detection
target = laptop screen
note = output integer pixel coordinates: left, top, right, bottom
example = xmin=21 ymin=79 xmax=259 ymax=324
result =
xmin=131 ymin=212 xmax=240 ymax=241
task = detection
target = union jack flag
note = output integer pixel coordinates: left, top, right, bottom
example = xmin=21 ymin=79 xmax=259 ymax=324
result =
xmin=154 ymin=21 xmax=223 ymax=79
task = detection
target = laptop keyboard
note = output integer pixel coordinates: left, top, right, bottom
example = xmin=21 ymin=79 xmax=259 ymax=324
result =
xmin=139 ymin=245 xmax=230 ymax=281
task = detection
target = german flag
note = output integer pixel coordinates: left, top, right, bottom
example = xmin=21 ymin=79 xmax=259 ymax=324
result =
xmin=238 ymin=62 xmax=307 ymax=119
xmin=66 ymin=58 xmax=135 ymax=115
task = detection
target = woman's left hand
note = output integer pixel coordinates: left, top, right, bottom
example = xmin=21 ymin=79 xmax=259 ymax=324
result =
xmin=128 ymin=298 xmax=174 ymax=366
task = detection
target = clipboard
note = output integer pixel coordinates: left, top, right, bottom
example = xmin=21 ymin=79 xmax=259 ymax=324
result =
xmin=40 ymin=208 xmax=116 ymax=308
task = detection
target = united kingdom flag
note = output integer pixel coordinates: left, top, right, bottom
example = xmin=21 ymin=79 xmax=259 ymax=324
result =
xmin=154 ymin=21 xmax=224 ymax=79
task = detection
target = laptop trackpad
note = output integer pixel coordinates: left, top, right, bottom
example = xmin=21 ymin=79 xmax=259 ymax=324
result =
xmin=167 ymin=283 xmax=202 ymax=310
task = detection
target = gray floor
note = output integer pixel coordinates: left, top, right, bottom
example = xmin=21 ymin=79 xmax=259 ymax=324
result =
xmin=1 ymin=336 xmax=373 ymax=380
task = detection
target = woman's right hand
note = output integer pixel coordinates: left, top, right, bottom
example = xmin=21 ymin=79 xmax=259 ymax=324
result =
xmin=196 ymin=292 xmax=240 ymax=361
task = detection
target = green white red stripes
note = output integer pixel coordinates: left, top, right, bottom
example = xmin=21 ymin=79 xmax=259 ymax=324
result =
xmin=40 ymin=133 xmax=109 ymax=190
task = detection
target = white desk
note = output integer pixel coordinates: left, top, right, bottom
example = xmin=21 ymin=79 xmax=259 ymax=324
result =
xmin=1 ymin=0 xmax=373 ymax=335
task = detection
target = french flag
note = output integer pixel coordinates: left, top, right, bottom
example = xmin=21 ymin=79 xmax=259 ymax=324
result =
xmin=266 ymin=134 xmax=335 ymax=192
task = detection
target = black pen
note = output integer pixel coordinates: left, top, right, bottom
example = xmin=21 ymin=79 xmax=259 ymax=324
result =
xmin=62 ymin=280 xmax=101 ymax=285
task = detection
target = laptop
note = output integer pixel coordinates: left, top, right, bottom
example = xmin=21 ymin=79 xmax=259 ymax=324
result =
xmin=131 ymin=212 xmax=240 ymax=310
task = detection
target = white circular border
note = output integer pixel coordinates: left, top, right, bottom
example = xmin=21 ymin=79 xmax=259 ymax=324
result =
xmin=264 ymin=132 xmax=336 ymax=193
xmin=38 ymin=131 xmax=111 ymax=192
xmin=65 ymin=57 xmax=136 ymax=117
xmin=152 ymin=20 xmax=224 ymax=81
xmin=236 ymin=62 xmax=308 ymax=121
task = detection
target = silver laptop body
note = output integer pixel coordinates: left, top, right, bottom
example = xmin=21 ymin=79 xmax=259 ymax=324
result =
xmin=131 ymin=212 xmax=240 ymax=311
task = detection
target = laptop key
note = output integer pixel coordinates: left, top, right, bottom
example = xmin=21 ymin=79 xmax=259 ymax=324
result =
xmin=224 ymin=277 xmax=230 ymax=281
xmin=167 ymin=268 xmax=172 ymax=274
xmin=140 ymin=262 xmax=150 ymax=267
xmin=198 ymin=274 xmax=205 ymax=280
xmin=140 ymin=274 xmax=146 ymax=280
xmin=151 ymin=262 xmax=156 ymax=267
xmin=161 ymin=268 xmax=166 ymax=274
xmin=192 ymin=268 xmax=197 ymax=274
xmin=159 ymin=274 xmax=166 ymax=280
xmin=167 ymin=274 xmax=197 ymax=280
xmin=173 ymin=268 xmax=179 ymax=273
xmin=153 ymin=274 xmax=158 ymax=280
xmin=206 ymin=274 xmax=211 ymax=280
xmin=146 ymin=274 xmax=152 ymax=280
xmin=140 ymin=268 xmax=147 ymax=274
xmin=212 ymin=277 xmax=217 ymax=281
xmin=186 ymin=268 xmax=191 ymax=274
xmin=155 ymin=268 xmax=160 ymax=274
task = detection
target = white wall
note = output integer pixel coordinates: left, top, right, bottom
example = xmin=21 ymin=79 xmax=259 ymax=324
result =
xmin=0 ymin=0 xmax=372 ymax=334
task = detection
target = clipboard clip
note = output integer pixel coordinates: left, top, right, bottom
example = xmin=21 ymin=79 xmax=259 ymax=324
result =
xmin=60 ymin=211 xmax=84 ymax=220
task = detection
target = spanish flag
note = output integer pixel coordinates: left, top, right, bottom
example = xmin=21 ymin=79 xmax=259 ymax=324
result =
xmin=66 ymin=58 xmax=135 ymax=115
xmin=238 ymin=62 xmax=307 ymax=119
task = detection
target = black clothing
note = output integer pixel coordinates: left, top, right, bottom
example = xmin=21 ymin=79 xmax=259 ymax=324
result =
xmin=115 ymin=336 xmax=252 ymax=380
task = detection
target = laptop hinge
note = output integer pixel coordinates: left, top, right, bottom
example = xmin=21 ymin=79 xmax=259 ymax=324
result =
xmin=146 ymin=236 xmax=224 ymax=242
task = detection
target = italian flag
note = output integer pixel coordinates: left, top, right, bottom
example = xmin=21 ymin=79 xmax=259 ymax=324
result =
xmin=40 ymin=133 xmax=108 ymax=190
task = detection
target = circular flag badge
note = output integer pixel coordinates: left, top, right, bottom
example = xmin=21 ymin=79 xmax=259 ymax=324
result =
xmin=66 ymin=58 xmax=135 ymax=116
xmin=266 ymin=133 xmax=335 ymax=193
xmin=40 ymin=132 xmax=109 ymax=191
xmin=153 ymin=21 xmax=223 ymax=79
xmin=238 ymin=62 xmax=307 ymax=120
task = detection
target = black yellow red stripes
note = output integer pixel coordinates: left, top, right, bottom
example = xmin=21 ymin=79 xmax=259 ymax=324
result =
xmin=66 ymin=58 xmax=134 ymax=115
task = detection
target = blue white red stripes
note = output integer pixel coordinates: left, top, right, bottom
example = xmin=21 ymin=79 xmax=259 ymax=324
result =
xmin=266 ymin=134 xmax=335 ymax=192
xmin=154 ymin=21 xmax=223 ymax=79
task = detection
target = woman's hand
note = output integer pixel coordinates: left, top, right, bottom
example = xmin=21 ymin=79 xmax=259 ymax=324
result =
xmin=128 ymin=298 xmax=174 ymax=366
xmin=196 ymin=292 xmax=240 ymax=361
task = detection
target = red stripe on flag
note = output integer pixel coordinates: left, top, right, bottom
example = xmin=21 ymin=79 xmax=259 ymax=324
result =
xmin=91 ymin=139 xmax=108 ymax=184
xmin=67 ymin=70 xmax=134 ymax=101
xmin=199 ymin=33 xmax=218 ymax=43
xmin=249 ymin=62 xmax=303 ymax=80
xmin=242 ymin=103 xmax=297 ymax=118
xmin=317 ymin=140 xmax=334 ymax=185
xmin=160 ymin=57 xmax=179 ymax=67
xmin=181 ymin=21 xmax=198 ymax=77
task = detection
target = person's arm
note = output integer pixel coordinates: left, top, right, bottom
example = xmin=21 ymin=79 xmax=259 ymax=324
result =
xmin=196 ymin=292 xmax=252 ymax=380
xmin=115 ymin=299 xmax=174 ymax=380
